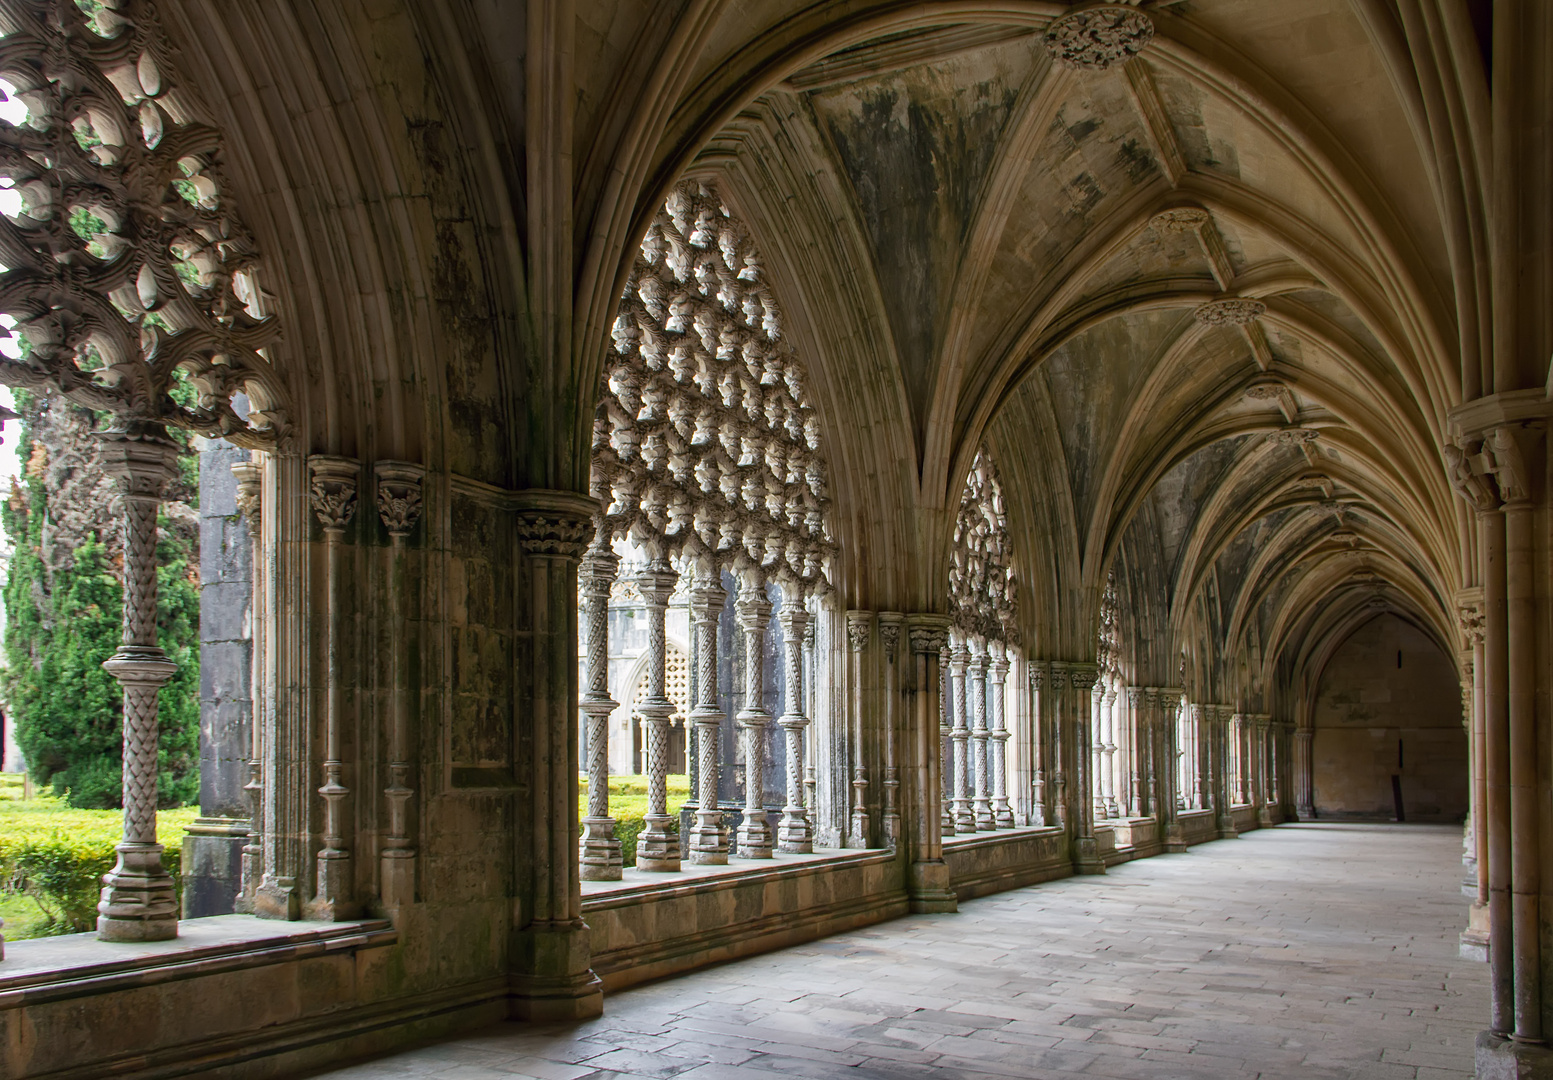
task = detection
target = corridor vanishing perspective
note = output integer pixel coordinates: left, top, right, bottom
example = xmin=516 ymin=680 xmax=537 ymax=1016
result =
xmin=315 ymin=824 xmax=1486 ymax=1080
xmin=0 ymin=2 xmax=1545 ymax=1079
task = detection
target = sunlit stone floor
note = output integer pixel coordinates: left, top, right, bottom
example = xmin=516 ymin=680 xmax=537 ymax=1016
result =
xmin=310 ymin=823 xmax=1486 ymax=1080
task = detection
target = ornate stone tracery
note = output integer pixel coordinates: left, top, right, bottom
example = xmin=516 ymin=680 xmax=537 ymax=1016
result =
xmin=0 ymin=0 xmax=285 ymax=942
xmin=945 ymin=448 xmax=1018 ymax=833
xmin=949 ymin=448 xmax=1015 ymax=645
xmin=1043 ymin=5 xmax=1155 ymax=71
xmin=583 ymin=177 xmax=836 ymax=873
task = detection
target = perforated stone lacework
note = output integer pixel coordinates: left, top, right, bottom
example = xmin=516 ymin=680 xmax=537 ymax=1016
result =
xmin=0 ymin=0 xmax=283 ymax=445
xmin=949 ymin=449 xmax=1015 ymax=644
xmin=595 ymin=178 xmax=831 ymax=583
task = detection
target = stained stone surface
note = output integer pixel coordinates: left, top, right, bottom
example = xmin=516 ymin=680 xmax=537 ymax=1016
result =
xmin=311 ymin=823 xmax=1484 ymax=1079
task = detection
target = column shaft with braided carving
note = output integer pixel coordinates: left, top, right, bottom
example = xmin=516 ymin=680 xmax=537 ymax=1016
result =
xmin=1029 ymin=664 xmax=1047 ymax=827
xmin=777 ymin=590 xmax=813 ymax=853
xmin=970 ymin=639 xmax=992 ymax=830
xmin=578 ymin=531 xmax=622 ymax=880
xmin=377 ymin=461 xmax=424 ymax=907
xmin=989 ymin=641 xmax=1013 ymax=828
xmin=636 ymin=560 xmax=682 ymax=871
xmin=950 ymin=636 xmax=973 ymax=833
xmin=308 ymin=456 xmax=360 ymax=919
xmin=687 ymin=562 xmax=728 ymax=864
xmin=96 ymin=427 xmax=182 ymax=941
xmin=939 ymin=645 xmax=955 ymax=836
xmin=736 ymin=570 xmax=774 ymax=858
xmin=1128 ymin=688 xmax=1146 ymax=817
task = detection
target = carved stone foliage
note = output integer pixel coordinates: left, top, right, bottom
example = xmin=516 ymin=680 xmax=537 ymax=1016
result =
xmin=1043 ymin=5 xmax=1154 ymax=70
xmin=596 ymin=179 xmax=831 ymax=587
xmin=374 ymin=460 xmax=425 ymax=538
xmin=1151 ymin=207 xmax=1210 ymax=233
xmin=0 ymin=0 xmax=283 ymax=445
xmin=949 ymin=448 xmax=1016 ymax=644
xmin=1097 ymin=569 xmax=1120 ymax=678
xmin=1194 ymin=298 xmax=1267 ymax=326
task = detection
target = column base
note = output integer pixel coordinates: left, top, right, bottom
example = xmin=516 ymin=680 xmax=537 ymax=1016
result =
xmin=510 ymin=919 xmax=603 ymax=1022
xmin=1461 ymin=901 xmax=1490 ymax=961
xmin=1072 ymin=836 xmax=1106 ymax=875
xmin=252 ymin=876 xmax=302 ymax=920
xmin=737 ymin=811 xmax=774 ymax=858
xmin=381 ymin=850 xmax=417 ymax=910
xmin=687 ymin=807 xmax=728 ymax=864
xmin=908 ymin=860 xmax=958 ymax=913
xmin=305 ymin=853 xmax=360 ymax=921
xmin=580 ymin=817 xmax=624 ymax=881
xmin=1162 ymin=822 xmax=1187 ymax=853
xmin=993 ymin=802 xmax=1015 ymax=830
xmin=777 ymin=811 xmax=813 ymax=854
xmin=1478 ymin=1031 xmax=1553 ymax=1079
xmin=636 ymin=826 xmax=680 ymax=876
xmin=97 ymin=842 xmax=178 ymax=942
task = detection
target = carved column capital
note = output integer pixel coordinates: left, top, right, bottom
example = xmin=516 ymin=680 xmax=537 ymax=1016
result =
xmin=846 ymin=610 xmax=872 ymax=652
xmin=308 ymin=455 xmax=360 ymax=534
xmin=513 ymin=490 xmax=598 ymax=560
xmin=907 ymin=613 xmax=951 ymax=656
xmin=878 ymin=612 xmax=905 ymax=663
xmin=97 ymin=423 xmax=181 ymax=498
xmin=374 ymin=460 xmax=426 ymax=538
xmin=1028 ymin=662 xmax=1045 ymax=692
xmin=1070 ymin=663 xmax=1098 ymax=690
xmin=232 ymin=459 xmax=263 ymax=527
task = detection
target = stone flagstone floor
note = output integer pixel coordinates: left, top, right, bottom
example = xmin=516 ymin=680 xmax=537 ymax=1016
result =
xmin=310 ymin=823 xmax=1486 ymax=1079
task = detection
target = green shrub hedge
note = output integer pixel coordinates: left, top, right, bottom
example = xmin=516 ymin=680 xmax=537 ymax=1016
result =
xmin=581 ymin=774 xmax=688 ymax=867
xmin=0 ymin=778 xmax=195 ymax=938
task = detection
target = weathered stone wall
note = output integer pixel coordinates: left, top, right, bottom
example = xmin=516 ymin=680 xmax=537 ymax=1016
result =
xmin=1311 ymin=614 xmax=1466 ymax=823
xmin=182 ymin=440 xmax=254 ymax=918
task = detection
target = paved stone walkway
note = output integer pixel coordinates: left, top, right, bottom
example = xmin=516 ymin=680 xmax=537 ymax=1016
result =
xmin=313 ymin=823 xmax=1486 ymax=1079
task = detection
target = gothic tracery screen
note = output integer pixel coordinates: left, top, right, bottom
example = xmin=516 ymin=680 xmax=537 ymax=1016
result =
xmin=949 ymin=449 xmax=1015 ymax=642
xmin=594 ymin=179 xmax=831 ymax=583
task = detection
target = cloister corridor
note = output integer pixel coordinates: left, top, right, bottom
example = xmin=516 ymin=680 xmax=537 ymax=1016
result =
xmin=312 ymin=824 xmax=1484 ymax=1080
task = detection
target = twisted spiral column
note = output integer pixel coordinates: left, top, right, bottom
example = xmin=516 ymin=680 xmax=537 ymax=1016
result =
xmin=635 ymin=559 xmax=682 ymax=872
xmin=939 ymin=644 xmax=956 ymax=836
xmin=989 ymin=641 xmax=1013 ymax=828
xmin=776 ymin=589 xmax=813 ymax=853
xmin=96 ymin=426 xmax=181 ymax=942
xmin=578 ymin=534 xmax=623 ymax=880
xmin=735 ymin=569 xmax=774 ymax=858
xmin=950 ymin=636 xmax=974 ymax=833
xmin=686 ymin=562 xmax=728 ymax=864
xmin=1102 ymin=687 xmax=1120 ymax=818
xmin=1029 ymin=664 xmax=1046 ymax=827
xmin=970 ymin=639 xmax=992 ymax=830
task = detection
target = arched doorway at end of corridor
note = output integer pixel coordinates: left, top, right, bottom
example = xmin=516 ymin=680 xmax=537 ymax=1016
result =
xmin=1310 ymin=613 xmax=1466 ymax=824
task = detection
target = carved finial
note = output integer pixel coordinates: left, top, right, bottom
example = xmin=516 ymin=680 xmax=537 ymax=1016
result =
xmin=1151 ymin=207 xmax=1210 ymax=233
xmin=1195 ymin=298 xmax=1267 ymax=326
xmin=1044 ymin=5 xmax=1154 ymax=70
xmin=374 ymin=460 xmax=426 ymax=538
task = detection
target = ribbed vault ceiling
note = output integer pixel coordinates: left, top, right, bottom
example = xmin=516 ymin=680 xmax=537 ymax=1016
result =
xmin=665 ymin=0 xmax=1465 ymax=698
